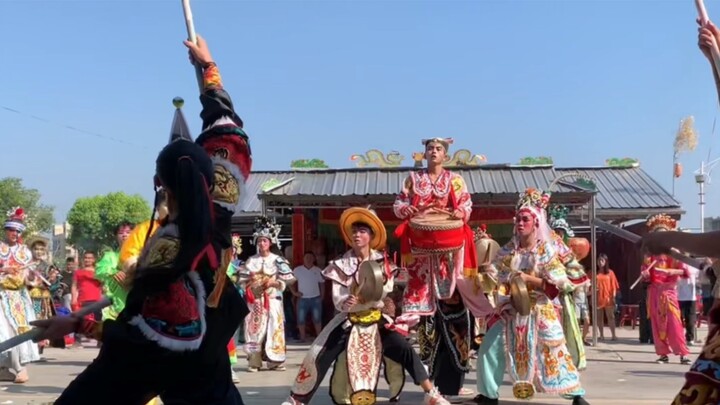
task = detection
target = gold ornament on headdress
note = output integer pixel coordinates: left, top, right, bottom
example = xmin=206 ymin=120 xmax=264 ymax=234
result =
xmin=421 ymin=137 xmax=454 ymax=151
xmin=516 ymin=188 xmax=551 ymax=214
xmin=646 ymin=213 xmax=677 ymax=232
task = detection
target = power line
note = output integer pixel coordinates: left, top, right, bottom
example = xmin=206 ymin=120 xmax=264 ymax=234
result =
xmin=1 ymin=105 xmax=149 ymax=149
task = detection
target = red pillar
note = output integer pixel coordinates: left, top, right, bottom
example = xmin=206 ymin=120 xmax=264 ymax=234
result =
xmin=292 ymin=210 xmax=305 ymax=267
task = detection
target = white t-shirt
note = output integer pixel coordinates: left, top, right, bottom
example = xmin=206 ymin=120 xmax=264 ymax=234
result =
xmin=293 ymin=265 xmax=324 ymax=298
xmin=677 ymin=266 xmax=699 ymax=301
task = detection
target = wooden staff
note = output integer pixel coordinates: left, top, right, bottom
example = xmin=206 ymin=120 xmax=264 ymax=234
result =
xmin=0 ymin=298 xmax=111 ymax=354
xmin=696 ymin=0 xmax=720 ymax=96
xmin=181 ymin=0 xmax=204 ymax=91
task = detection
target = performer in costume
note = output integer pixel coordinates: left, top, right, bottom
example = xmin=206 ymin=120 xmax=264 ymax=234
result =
xmin=26 ymin=236 xmax=54 ymax=320
xmin=282 ymin=207 xmax=450 ymax=405
xmin=548 ymin=205 xmax=589 ymax=370
xmin=25 ymin=235 xmax=55 ymax=352
xmin=94 ymin=222 xmax=133 ymax=320
xmin=393 ymin=137 xmax=485 ymax=319
xmin=472 ymin=189 xmax=589 ymax=405
xmin=238 ymin=216 xmax=295 ymax=372
xmin=641 ymin=214 xmax=691 ymax=365
xmin=30 ymin=35 xmax=250 ymax=404
xmin=0 ymin=208 xmax=40 ymax=383
xmin=639 ymin=213 xmax=720 ymax=404
xmin=227 ymin=233 xmax=245 ymax=383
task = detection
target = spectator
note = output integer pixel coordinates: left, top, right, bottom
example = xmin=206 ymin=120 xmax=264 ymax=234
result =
xmin=71 ymin=251 xmax=103 ymax=323
xmin=677 ymin=264 xmax=699 ymax=345
xmin=291 ymin=252 xmax=324 ymax=342
xmin=595 ymin=253 xmax=619 ymax=341
xmin=61 ymin=257 xmax=76 ymax=311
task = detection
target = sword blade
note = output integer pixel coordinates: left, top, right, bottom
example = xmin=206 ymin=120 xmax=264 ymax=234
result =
xmin=0 ymin=297 xmax=111 ymax=353
xmin=592 ymin=219 xmax=704 ymax=269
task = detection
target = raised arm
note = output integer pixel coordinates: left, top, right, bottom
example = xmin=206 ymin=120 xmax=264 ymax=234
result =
xmin=393 ymin=175 xmax=414 ymax=220
xmin=185 ymin=35 xmax=252 ymax=245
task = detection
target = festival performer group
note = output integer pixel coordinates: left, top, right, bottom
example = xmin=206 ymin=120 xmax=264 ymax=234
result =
xmin=4 ymin=3 xmax=720 ymax=405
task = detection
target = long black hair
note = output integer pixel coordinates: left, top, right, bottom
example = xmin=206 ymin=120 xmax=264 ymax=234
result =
xmin=134 ymin=140 xmax=216 ymax=293
xmin=598 ymin=253 xmax=610 ymax=274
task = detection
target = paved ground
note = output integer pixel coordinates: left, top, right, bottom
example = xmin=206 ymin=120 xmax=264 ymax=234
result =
xmin=0 ymin=325 xmax=708 ymax=404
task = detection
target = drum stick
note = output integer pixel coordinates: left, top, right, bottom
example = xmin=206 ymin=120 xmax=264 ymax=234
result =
xmin=0 ymin=297 xmax=111 ymax=353
xmin=630 ymin=259 xmax=657 ymax=290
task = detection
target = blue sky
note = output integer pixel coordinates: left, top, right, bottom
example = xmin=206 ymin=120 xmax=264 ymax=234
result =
xmin=2 ymin=0 xmax=720 ymax=229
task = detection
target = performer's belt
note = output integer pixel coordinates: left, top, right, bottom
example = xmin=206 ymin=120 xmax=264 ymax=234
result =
xmin=348 ymin=309 xmax=382 ymax=326
xmin=0 ymin=278 xmax=25 ymax=290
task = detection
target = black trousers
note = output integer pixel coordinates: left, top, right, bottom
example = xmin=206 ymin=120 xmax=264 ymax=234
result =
xmin=56 ymin=286 xmax=248 ymax=405
xmin=291 ymin=320 xmax=428 ymax=403
xmin=679 ymin=300 xmax=697 ymax=342
xmin=431 ymin=338 xmax=465 ymax=395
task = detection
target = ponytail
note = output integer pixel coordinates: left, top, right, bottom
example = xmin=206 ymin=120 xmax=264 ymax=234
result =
xmin=173 ymin=157 xmax=214 ymax=271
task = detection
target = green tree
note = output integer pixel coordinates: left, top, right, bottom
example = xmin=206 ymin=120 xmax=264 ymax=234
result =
xmin=67 ymin=192 xmax=151 ymax=253
xmin=0 ymin=177 xmax=55 ymax=235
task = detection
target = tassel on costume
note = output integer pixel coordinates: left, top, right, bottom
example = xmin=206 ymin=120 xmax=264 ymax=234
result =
xmin=208 ymin=248 xmax=232 ymax=308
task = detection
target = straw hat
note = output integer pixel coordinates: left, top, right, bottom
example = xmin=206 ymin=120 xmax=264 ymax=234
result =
xmin=339 ymin=207 xmax=387 ymax=251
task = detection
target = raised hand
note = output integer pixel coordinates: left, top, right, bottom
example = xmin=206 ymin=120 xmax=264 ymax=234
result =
xmin=184 ymin=35 xmax=214 ymax=67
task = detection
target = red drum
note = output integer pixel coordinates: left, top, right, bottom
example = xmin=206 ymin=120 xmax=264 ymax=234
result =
xmin=408 ymin=214 xmax=465 ymax=254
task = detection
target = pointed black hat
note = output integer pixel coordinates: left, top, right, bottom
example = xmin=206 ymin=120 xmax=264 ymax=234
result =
xmin=169 ymin=97 xmax=193 ymax=143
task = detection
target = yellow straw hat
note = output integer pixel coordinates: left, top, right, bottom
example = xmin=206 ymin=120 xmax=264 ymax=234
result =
xmin=339 ymin=207 xmax=387 ymax=251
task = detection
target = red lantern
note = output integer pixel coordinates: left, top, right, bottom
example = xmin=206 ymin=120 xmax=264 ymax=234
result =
xmin=568 ymin=237 xmax=590 ymax=260
xmin=674 ymin=162 xmax=683 ymax=178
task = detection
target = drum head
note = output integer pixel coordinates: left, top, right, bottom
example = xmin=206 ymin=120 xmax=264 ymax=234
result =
xmin=356 ymin=260 xmax=385 ymax=303
xmin=509 ymin=275 xmax=531 ymax=316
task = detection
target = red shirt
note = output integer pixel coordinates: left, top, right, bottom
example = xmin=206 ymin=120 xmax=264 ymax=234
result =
xmin=74 ymin=268 xmax=103 ymax=303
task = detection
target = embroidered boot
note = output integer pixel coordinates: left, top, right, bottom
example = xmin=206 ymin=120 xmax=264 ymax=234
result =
xmin=423 ymin=387 xmax=451 ymax=405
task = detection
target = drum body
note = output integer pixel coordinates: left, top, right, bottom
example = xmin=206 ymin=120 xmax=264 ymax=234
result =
xmin=408 ymin=215 xmax=465 ymax=254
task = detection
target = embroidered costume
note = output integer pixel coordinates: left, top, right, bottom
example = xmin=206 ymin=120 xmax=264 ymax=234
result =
xmin=393 ymin=138 xmax=481 ymax=318
xmin=548 ymin=206 xmax=588 ymax=370
xmin=53 ymin=54 xmax=250 ymax=405
xmin=642 ymin=214 xmax=690 ymax=363
xmin=283 ymin=207 xmax=448 ymax=405
xmin=239 ymin=216 xmax=295 ymax=371
xmin=671 ymin=305 xmax=720 ymax=404
xmin=25 ymin=235 xmax=55 ymax=323
xmin=474 ymin=189 xmax=588 ymax=405
xmin=0 ymin=208 xmax=40 ymax=383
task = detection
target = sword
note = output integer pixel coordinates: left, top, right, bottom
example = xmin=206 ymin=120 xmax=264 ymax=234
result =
xmin=0 ymin=297 xmax=111 ymax=353
xmin=592 ymin=218 xmax=704 ymax=269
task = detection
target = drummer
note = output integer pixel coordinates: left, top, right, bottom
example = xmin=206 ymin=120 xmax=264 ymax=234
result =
xmin=393 ymin=137 xmax=488 ymax=318
xmin=394 ymin=137 xmax=492 ymax=399
xmin=282 ymin=207 xmax=449 ymax=405
xmin=472 ymin=188 xmax=589 ymax=405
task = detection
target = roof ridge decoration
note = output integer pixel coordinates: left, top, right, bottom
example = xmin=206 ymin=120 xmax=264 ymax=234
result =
xmin=350 ymin=149 xmax=404 ymax=167
xmin=605 ymin=157 xmax=640 ymax=168
xmin=290 ymin=158 xmax=329 ymax=170
xmin=446 ymin=149 xmax=487 ymax=167
xmin=518 ymin=156 xmax=553 ymax=166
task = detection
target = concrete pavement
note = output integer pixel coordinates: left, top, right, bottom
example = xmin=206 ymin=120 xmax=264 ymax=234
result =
xmin=0 ymin=325 xmax=707 ymax=404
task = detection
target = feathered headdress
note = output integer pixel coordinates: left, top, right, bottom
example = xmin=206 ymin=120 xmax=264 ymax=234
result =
xmin=646 ymin=213 xmax=677 ymax=232
xmin=516 ymin=188 xmax=551 ymax=217
xmin=231 ymin=233 xmax=243 ymax=255
xmin=4 ymin=207 xmax=26 ymax=233
xmin=548 ymin=205 xmax=575 ymax=238
xmin=252 ymin=216 xmax=282 ymax=248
